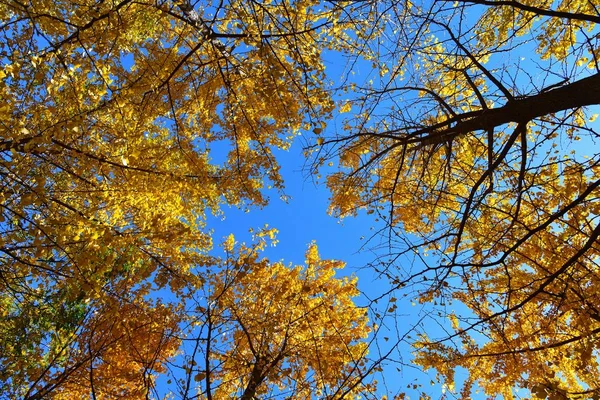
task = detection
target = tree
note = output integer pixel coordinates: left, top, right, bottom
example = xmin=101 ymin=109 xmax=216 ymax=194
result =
xmin=0 ymin=0 xmax=372 ymax=397
xmin=163 ymin=230 xmax=374 ymax=400
xmin=1 ymin=248 xmax=181 ymax=399
xmin=7 ymin=231 xmax=374 ymax=399
xmin=322 ymin=0 xmax=600 ymax=397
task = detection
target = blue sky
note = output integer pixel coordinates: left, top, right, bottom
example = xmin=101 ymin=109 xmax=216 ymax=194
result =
xmin=197 ymin=32 xmax=462 ymax=398
xmin=201 ymin=122 xmax=446 ymax=399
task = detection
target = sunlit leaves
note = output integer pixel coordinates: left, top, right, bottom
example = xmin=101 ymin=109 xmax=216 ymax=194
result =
xmin=0 ymin=0 xmax=352 ymax=396
xmin=323 ymin=0 xmax=600 ymax=398
xmin=169 ymin=232 xmax=373 ymax=399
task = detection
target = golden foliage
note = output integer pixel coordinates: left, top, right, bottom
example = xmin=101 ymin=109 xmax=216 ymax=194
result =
xmin=325 ymin=0 xmax=600 ymax=398
xmin=0 ymin=0 xmax=364 ymax=397
xmin=166 ymin=231 xmax=373 ymax=399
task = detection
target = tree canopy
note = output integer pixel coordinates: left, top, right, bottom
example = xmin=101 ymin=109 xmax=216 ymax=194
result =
xmin=323 ymin=0 xmax=600 ymax=398
xmin=2 ymin=0 xmax=600 ymax=398
xmin=164 ymin=231 xmax=373 ymax=400
xmin=0 ymin=0 xmax=368 ymax=397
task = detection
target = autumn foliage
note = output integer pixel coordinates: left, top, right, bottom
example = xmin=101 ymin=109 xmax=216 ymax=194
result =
xmin=2 ymin=0 xmax=600 ymax=398
xmin=323 ymin=0 xmax=600 ymax=398
xmin=0 ymin=0 xmax=368 ymax=397
xmin=165 ymin=231 xmax=372 ymax=399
